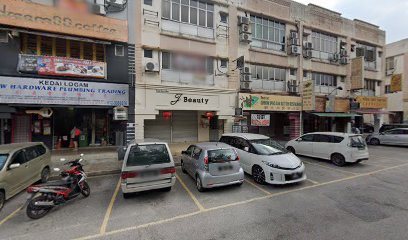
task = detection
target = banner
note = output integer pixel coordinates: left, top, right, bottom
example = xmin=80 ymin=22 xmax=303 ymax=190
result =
xmin=390 ymin=74 xmax=402 ymax=92
xmin=251 ymin=114 xmax=270 ymax=126
xmin=0 ymin=77 xmax=128 ymax=106
xmin=351 ymin=57 xmax=364 ymax=90
xmin=356 ymin=96 xmax=387 ymax=109
xmin=302 ymin=80 xmax=314 ymax=111
xmin=239 ymin=93 xmax=302 ymax=112
xmin=18 ymin=55 xmax=106 ymax=79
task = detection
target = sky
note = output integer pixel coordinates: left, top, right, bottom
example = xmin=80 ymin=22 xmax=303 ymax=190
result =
xmin=294 ymin=0 xmax=408 ymax=43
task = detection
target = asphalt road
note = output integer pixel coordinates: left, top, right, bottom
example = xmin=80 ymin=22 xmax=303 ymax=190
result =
xmin=1 ymin=145 xmax=408 ymax=240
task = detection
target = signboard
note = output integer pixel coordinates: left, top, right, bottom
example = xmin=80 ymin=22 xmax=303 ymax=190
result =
xmin=334 ymin=98 xmax=350 ymax=112
xmin=18 ymin=54 xmax=106 ymax=79
xmin=356 ymin=96 xmax=387 ymax=109
xmin=251 ymin=114 xmax=270 ymax=126
xmin=302 ymin=80 xmax=314 ymax=111
xmin=239 ymin=93 xmax=302 ymax=112
xmin=351 ymin=57 xmax=365 ymax=90
xmin=0 ymin=77 xmax=128 ymax=106
xmin=315 ymin=96 xmax=326 ymax=112
xmin=113 ymin=107 xmax=128 ymax=121
xmin=390 ymin=74 xmax=402 ymax=92
xmin=0 ymin=0 xmax=128 ymax=42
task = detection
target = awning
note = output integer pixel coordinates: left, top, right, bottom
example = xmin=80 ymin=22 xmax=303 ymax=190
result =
xmin=311 ymin=113 xmax=362 ymax=117
xmin=356 ymin=109 xmax=395 ymax=115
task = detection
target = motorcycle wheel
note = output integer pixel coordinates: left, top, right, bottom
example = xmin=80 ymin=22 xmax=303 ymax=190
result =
xmin=81 ymin=181 xmax=91 ymax=197
xmin=26 ymin=195 xmax=53 ymax=220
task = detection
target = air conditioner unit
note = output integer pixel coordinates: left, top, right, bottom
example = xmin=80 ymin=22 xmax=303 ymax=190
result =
xmin=340 ymin=57 xmax=348 ymax=65
xmin=240 ymin=33 xmax=252 ymax=43
xmin=288 ymin=45 xmax=300 ymax=55
xmin=330 ymin=53 xmax=340 ymax=62
xmin=340 ymin=49 xmax=347 ymax=57
xmin=240 ymin=24 xmax=250 ymax=33
xmin=290 ymin=31 xmax=298 ymax=40
xmin=0 ymin=31 xmax=8 ymax=43
xmin=304 ymin=42 xmax=313 ymax=50
xmin=145 ymin=62 xmax=160 ymax=72
xmin=238 ymin=16 xmax=250 ymax=25
xmin=287 ymin=80 xmax=298 ymax=93
xmin=242 ymin=66 xmax=251 ymax=75
xmin=290 ymin=38 xmax=298 ymax=46
xmin=241 ymin=74 xmax=251 ymax=82
xmin=303 ymin=50 xmax=312 ymax=59
xmin=90 ymin=4 xmax=106 ymax=15
xmin=241 ymin=81 xmax=251 ymax=90
xmin=386 ymin=69 xmax=394 ymax=76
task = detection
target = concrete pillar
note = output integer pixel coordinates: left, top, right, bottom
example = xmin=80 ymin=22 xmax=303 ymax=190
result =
xmin=223 ymin=117 xmax=234 ymax=134
xmin=288 ymin=113 xmax=301 ymax=139
xmin=135 ymin=116 xmax=145 ymax=141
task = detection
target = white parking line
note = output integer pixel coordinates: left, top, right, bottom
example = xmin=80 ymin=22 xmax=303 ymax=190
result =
xmin=303 ymin=160 xmax=358 ymax=175
xmin=305 ymin=178 xmax=319 ymax=185
xmin=244 ymin=179 xmax=271 ymax=195
xmin=176 ymin=174 xmax=205 ymax=211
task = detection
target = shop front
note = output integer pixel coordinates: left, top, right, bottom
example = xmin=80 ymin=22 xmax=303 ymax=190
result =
xmin=238 ymin=93 xmax=302 ymax=141
xmin=0 ymin=76 xmax=129 ymax=149
xmin=355 ymin=96 xmax=389 ymax=132
xmin=135 ymin=87 xmax=236 ymax=143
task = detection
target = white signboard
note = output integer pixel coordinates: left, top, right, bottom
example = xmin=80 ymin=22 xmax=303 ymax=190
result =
xmin=153 ymin=92 xmax=220 ymax=109
xmin=0 ymin=77 xmax=129 ymax=106
xmin=251 ymin=114 xmax=270 ymax=126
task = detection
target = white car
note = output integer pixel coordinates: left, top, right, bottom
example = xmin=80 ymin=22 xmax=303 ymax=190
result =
xmin=220 ymin=133 xmax=306 ymax=185
xmin=121 ymin=142 xmax=176 ymax=198
xmin=366 ymin=128 xmax=408 ymax=146
xmin=285 ymin=132 xmax=369 ymax=166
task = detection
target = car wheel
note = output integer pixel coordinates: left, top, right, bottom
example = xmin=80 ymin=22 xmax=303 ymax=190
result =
xmin=40 ymin=167 xmax=50 ymax=183
xmin=331 ymin=153 xmax=346 ymax=167
xmin=196 ymin=175 xmax=205 ymax=192
xmin=123 ymin=193 xmax=131 ymax=199
xmin=0 ymin=191 xmax=5 ymax=211
xmin=181 ymin=161 xmax=187 ymax=174
xmin=161 ymin=187 xmax=172 ymax=192
xmin=236 ymin=181 xmax=243 ymax=187
xmin=252 ymin=165 xmax=266 ymax=184
xmin=370 ymin=138 xmax=380 ymax=145
xmin=287 ymin=146 xmax=296 ymax=154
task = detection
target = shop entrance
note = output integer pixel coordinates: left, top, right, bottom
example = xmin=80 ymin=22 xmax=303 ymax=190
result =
xmin=246 ymin=112 xmax=292 ymax=140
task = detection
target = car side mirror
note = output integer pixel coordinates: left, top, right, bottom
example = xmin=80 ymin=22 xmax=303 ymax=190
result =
xmin=9 ymin=163 xmax=21 ymax=170
xmin=181 ymin=151 xmax=187 ymax=155
xmin=244 ymin=147 xmax=249 ymax=152
xmin=296 ymin=138 xmax=302 ymax=142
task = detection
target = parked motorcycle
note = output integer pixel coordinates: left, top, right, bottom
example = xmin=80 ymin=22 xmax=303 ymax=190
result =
xmin=25 ymin=154 xmax=90 ymax=219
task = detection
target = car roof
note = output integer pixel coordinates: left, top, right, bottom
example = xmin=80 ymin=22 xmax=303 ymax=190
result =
xmin=302 ymin=132 xmax=359 ymax=137
xmin=386 ymin=128 xmax=408 ymax=130
xmin=193 ymin=142 xmax=232 ymax=150
xmin=0 ymin=142 xmax=43 ymax=154
xmin=222 ymin=133 xmax=269 ymax=140
xmin=129 ymin=142 xmax=169 ymax=146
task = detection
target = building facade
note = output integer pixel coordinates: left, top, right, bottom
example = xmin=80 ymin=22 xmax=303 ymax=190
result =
xmin=384 ymin=39 xmax=408 ymax=123
xmin=0 ymin=0 xmax=134 ymax=148
xmin=134 ymin=0 xmax=386 ymax=143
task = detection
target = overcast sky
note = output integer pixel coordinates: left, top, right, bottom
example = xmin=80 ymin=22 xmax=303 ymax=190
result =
xmin=294 ymin=0 xmax=408 ymax=43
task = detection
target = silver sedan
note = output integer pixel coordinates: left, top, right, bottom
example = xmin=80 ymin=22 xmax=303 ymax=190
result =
xmin=366 ymin=128 xmax=408 ymax=146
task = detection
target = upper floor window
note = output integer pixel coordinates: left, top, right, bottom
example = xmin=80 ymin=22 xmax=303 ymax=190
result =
xmin=162 ymin=52 xmax=213 ymax=75
xmin=311 ymin=31 xmax=337 ymax=54
xmin=162 ymin=0 xmax=214 ymax=28
xmin=364 ymin=79 xmax=376 ymax=91
xmin=250 ymin=65 xmax=286 ymax=82
xmin=386 ymin=57 xmax=395 ymax=71
xmin=250 ymin=15 xmax=285 ymax=52
xmin=356 ymin=43 xmax=376 ymax=70
xmin=312 ymin=73 xmax=337 ymax=87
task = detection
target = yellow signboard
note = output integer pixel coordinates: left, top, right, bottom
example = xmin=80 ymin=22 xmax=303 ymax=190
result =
xmin=239 ymin=93 xmax=302 ymax=112
xmin=334 ymin=98 xmax=350 ymax=112
xmin=351 ymin=57 xmax=364 ymax=90
xmin=356 ymin=96 xmax=387 ymax=109
xmin=391 ymin=74 xmax=402 ymax=92
xmin=302 ymin=80 xmax=314 ymax=111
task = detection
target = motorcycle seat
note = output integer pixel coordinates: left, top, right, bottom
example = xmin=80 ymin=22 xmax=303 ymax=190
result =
xmin=41 ymin=180 xmax=72 ymax=186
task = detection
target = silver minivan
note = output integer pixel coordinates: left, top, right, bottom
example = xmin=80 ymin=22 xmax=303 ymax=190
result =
xmin=181 ymin=142 xmax=244 ymax=192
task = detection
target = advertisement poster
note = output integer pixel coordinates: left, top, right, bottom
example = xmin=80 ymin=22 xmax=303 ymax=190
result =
xmin=43 ymin=120 xmax=51 ymax=136
xmin=351 ymin=57 xmax=365 ymax=90
xmin=0 ymin=76 xmax=129 ymax=106
xmin=239 ymin=93 xmax=302 ymax=112
xmin=390 ymin=74 xmax=402 ymax=92
xmin=356 ymin=96 xmax=387 ymax=109
xmin=18 ymin=54 xmax=106 ymax=79
xmin=251 ymin=114 xmax=270 ymax=126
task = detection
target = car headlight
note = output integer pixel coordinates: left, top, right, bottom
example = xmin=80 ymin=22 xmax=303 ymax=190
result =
xmin=262 ymin=161 xmax=281 ymax=169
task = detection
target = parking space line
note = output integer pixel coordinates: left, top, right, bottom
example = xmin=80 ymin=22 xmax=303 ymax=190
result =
xmin=175 ymin=174 xmax=205 ymax=211
xmin=303 ymin=160 xmax=358 ymax=175
xmin=244 ymin=179 xmax=271 ymax=195
xmin=361 ymin=162 xmax=386 ymax=168
xmin=0 ymin=206 xmax=22 ymax=227
xmin=75 ymin=162 xmax=408 ymax=240
xmin=99 ymin=178 xmax=121 ymax=235
xmin=305 ymin=178 xmax=319 ymax=185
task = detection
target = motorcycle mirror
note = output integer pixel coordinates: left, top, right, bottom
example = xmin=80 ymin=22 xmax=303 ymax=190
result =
xmin=79 ymin=158 xmax=83 ymax=162
xmin=60 ymin=158 xmax=66 ymax=162
xmin=80 ymin=153 xmax=84 ymax=157
xmin=53 ymin=168 xmax=60 ymax=172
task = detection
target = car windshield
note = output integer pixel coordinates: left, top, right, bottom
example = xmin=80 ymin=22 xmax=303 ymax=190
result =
xmin=0 ymin=154 xmax=8 ymax=171
xmin=208 ymin=149 xmax=237 ymax=163
xmin=126 ymin=144 xmax=171 ymax=167
xmin=350 ymin=136 xmax=366 ymax=147
xmin=249 ymin=138 xmax=287 ymax=155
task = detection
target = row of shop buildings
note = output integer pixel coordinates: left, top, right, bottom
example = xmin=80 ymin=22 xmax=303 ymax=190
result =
xmin=0 ymin=0 xmax=393 ymax=149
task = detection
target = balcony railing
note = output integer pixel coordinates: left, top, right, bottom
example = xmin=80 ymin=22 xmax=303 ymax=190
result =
xmin=314 ymin=85 xmax=338 ymax=95
xmin=161 ymin=69 xmax=214 ymax=86
xmin=242 ymin=79 xmax=287 ymax=92
xmin=162 ymin=19 xmax=214 ymax=39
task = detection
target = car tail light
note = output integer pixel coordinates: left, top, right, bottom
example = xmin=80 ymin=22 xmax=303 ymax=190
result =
xmin=27 ymin=186 xmax=34 ymax=193
xmin=204 ymin=157 xmax=209 ymax=171
xmin=121 ymin=171 xmax=138 ymax=180
xmin=236 ymin=155 xmax=240 ymax=161
xmin=160 ymin=167 xmax=176 ymax=174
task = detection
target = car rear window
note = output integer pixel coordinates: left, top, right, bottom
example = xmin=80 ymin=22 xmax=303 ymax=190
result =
xmin=350 ymin=136 xmax=366 ymax=147
xmin=207 ymin=149 xmax=237 ymax=163
xmin=126 ymin=144 xmax=171 ymax=167
xmin=0 ymin=154 xmax=8 ymax=171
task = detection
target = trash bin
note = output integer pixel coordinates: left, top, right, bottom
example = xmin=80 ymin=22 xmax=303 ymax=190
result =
xmin=79 ymin=134 xmax=88 ymax=148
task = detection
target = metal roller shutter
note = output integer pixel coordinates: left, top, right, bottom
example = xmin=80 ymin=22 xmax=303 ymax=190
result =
xmin=172 ymin=111 xmax=198 ymax=143
xmin=144 ymin=112 xmax=171 ymax=142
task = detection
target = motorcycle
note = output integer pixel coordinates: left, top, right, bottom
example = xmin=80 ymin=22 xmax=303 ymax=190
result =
xmin=25 ymin=154 xmax=90 ymax=219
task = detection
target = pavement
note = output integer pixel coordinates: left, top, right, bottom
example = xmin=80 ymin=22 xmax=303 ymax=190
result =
xmin=1 ymin=145 xmax=408 ymax=240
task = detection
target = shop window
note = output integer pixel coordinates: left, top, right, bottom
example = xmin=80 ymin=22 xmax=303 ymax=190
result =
xmin=70 ymin=40 xmax=81 ymax=59
xmin=95 ymin=44 xmax=105 ymax=62
xmin=83 ymin=42 xmax=94 ymax=60
xmin=41 ymin=36 xmax=53 ymax=56
xmin=25 ymin=34 xmax=38 ymax=55
xmin=55 ymin=38 xmax=67 ymax=57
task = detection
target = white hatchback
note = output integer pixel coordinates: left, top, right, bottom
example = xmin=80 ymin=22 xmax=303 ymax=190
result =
xmin=220 ymin=133 xmax=306 ymax=185
xmin=285 ymin=132 xmax=369 ymax=167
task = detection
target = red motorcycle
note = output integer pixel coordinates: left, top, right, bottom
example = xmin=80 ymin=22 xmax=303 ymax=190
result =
xmin=25 ymin=154 xmax=90 ymax=219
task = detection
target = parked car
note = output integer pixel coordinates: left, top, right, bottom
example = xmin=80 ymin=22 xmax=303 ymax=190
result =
xmin=181 ymin=142 xmax=244 ymax=192
xmin=0 ymin=142 xmax=51 ymax=210
xmin=220 ymin=133 xmax=306 ymax=185
xmin=361 ymin=123 xmax=374 ymax=133
xmin=120 ymin=142 xmax=176 ymax=198
xmin=285 ymin=132 xmax=368 ymax=166
xmin=366 ymin=128 xmax=408 ymax=146
xmin=379 ymin=124 xmax=408 ymax=133
xmin=117 ymin=139 xmax=135 ymax=161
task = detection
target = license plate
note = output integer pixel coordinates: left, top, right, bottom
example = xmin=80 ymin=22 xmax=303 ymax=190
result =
xmin=140 ymin=170 xmax=159 ymax=178
xmin=218 ymin=166 xmax=233 ymax=171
